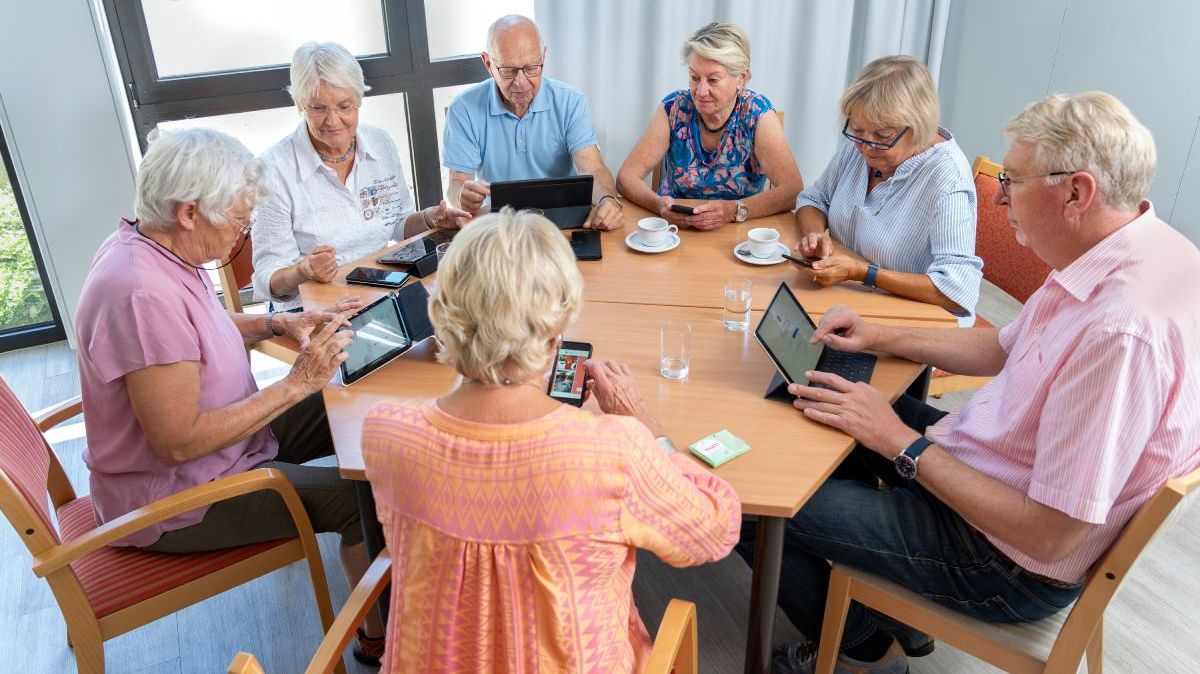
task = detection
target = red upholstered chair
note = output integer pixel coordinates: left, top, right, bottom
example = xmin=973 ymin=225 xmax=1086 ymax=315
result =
xmin=216 ymin=235 xmax=301 ymax=364
xmin=0 ymin=376 xmax=342 ymax=674
xmin=929 ymin=155 xmax=1053 ymax=396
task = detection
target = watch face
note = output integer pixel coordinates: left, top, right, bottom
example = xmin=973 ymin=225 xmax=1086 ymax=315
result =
xmin=735 ymin=202 xmax=748 ymax=222
xmin=894 ymin=454 xmax=918 ymax=480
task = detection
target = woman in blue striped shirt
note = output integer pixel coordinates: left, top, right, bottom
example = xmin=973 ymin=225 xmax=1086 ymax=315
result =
xmin=795 ymin=56 xmax=982 ymax=322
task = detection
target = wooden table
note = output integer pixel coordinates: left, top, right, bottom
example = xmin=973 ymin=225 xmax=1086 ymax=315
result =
xmin=300 ymin=205 xmax=957 ymax=674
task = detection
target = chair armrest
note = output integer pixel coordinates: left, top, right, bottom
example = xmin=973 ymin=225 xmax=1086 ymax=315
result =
xmin=647 ymin=599 xmax=698 ymax=674
xmin=305 ymin=550 xmax=393 ymax=674
xmin=228 ymin=652 xmax=265 ymax=674
xmin=32 ymin=467 xmax=307 ymax=578
xmin=33 ymin=395 xmax=83 ymax=432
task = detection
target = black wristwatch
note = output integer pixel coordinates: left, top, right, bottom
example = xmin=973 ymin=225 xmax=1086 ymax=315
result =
xmin=893 ymin=436 xmax=933 ymax=480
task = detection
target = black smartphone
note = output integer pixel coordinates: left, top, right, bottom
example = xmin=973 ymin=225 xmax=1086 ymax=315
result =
xmin=669 ymin=203 xmax=696 ymax=215
xmin=345 ymin=267 xmax=411 ymax=289
xmin=547 ymin=340 xmax=592 ymax=406
xmin=570 ymin=230 xmax=602 ymax=261
xmin=781 ymin=252 xmax=814 ymax=268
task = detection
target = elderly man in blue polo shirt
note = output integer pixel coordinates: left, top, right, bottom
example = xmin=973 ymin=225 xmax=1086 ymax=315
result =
xmin=443 ymin=14 xmax=623 ymax=230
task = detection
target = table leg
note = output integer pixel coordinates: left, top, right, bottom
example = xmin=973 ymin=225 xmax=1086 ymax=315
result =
xmin=906 ymin=365 xmax=932 ymax=401
xmin=744 ymin=515 xmax=786 ymax=674
xmin=355 ymin=481 xmax=389 ymax=623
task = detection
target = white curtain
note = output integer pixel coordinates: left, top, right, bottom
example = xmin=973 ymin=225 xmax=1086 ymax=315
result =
xmin=535 ymin=0 xmax=950 ymax=183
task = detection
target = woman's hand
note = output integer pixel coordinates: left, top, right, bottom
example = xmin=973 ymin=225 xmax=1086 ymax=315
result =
xmin=682 ymin=200 xmax=735 ymax=230
xmin=428 ymin=199 xmax=472 ymax=230
xmin=276 ymin=296 xmax=363 ymax=348
xmin=586 ymin=358 xmax=666 ymax=437
xmin=285 ymin=315 xmax=354 ymax=396
xmin=298 ymin=244 xmax=338 ymax=283
xmin=658 ymin=195 xmax=690 ymax=226
xmin=797 ymin=230 xmax=833 ymax=260
xmin=809 ymin=254 xmax=869 ymax=287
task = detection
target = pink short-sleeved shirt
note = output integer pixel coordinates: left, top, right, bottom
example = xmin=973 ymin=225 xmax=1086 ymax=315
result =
xmin=75 ymin=219 xmax=278 ymax=547
xmin=926 ymin=204 xmax=1200 ymax=582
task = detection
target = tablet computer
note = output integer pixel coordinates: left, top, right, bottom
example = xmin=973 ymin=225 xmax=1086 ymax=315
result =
xmin=340 ymin=282 xmax=435 ymax=385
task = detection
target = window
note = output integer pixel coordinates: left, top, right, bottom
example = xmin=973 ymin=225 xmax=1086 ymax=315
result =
xmin=102 ymin=0 xmax=524 ymax=209
xmin=0 ymin=127 xmax=65 ymax=351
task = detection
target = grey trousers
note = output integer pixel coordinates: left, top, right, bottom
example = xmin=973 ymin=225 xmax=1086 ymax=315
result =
xmin=144 ymin=393 xmax=364 ymax=552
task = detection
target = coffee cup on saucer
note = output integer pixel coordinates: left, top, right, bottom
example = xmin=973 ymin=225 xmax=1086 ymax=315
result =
xmin=637 ymin=217 xmax=679 ymax=247
xmin=747 ymin=228 xmax=781 ymax=258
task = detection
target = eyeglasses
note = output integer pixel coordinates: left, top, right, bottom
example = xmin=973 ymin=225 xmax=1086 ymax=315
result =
xmin=996 ymin=170 xmax=1076 ymax=197
xmin=305 ymin=102 xmax=359 ymax=120
xmin=494 ymin=62 xmax=544 ymax=80
xmin=841 ymin=120 xmax=909 ymax=150
xmin=221 ymin=211 xmax=254 ymax=236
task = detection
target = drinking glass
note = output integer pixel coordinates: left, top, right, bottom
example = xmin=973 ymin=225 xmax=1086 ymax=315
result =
xmin=723 ymin=277 xmax=752 ymax=331
xmin=660 ymin=321 xmax=692 ymax=380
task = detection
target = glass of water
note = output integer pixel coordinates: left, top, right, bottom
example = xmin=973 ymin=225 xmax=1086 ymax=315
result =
xmin=723 ymin=277 xmax=752 ymax=331
xmin=660 ymin=320 xmax=692 ymax=380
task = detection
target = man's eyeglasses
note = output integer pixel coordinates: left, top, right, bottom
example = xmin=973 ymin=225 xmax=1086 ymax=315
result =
xmin=221 ymin=212 xmax=254 ymax=236
xmin=495 ymin=63 xmax=544 ymax=80
xmin=996 ymin=170 xmax=1076 ymax=197
xmin=305 ymin=102 xmax=359 ymax=120
xmin=841 ymin=120 xmax=909 ymax=150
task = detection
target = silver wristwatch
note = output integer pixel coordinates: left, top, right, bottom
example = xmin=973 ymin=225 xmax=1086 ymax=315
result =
xmin=734 ymin=200 xmax=749 ymax=223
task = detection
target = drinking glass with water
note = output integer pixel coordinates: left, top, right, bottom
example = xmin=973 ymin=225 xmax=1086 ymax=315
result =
xmin=660 ymin=320 xmax=692 ymax=380
xmin=723 ymin=277 xmax=752 ymax=331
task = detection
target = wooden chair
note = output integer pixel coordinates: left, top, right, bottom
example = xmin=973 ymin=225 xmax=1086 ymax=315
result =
xmin=929 ymin=154 xmax=1053 ymax=396
xmin=215 ymin=236 xmax=301 ymax=365
xmin=814 ymin=466 xmax=1200 ymax=674
xmin=230 ymin=550 xmax=701 ymax=674
xmin=651 ymin=109 xmax=784 ymax=190
xmin=0 ymin=376 xmax=342 ymax=674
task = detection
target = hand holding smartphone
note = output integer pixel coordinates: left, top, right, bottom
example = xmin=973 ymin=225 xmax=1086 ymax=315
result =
xmin=548 ymin=341 xmax=592 ymax=406
xmin=669 ymin=203 xmax=696 ymax=215
xmin=781 ymin=252 xmax=816 ymax=268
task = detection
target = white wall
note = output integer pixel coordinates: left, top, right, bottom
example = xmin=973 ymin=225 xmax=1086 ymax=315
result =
xmin=939 ymin=0 xmax=1200 ymax=243
xmin=0 ymin=1 xmax=137 ymax=346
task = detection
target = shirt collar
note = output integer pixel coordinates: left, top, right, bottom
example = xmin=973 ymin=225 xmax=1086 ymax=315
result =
xmin=893 ymin=127 xmax=953 ymax=179
xmin=1051 ymin=201 xmax=1156 ymax=301
xmin=291 ymin=121 xmax=375 ymax=183
xmin=487 ymin=77 xmax=551 ymax=117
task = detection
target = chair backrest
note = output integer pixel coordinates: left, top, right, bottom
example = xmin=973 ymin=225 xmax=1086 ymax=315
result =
xmin=651 ymin=109 xmax=784 ymax=192
xmin=0 ymin=376 xmax=68 ymax=556
xmin=1047 ymin=464 xmax=1200 ymax=667
xmin=971 ymin=155 xmax=1052 ymax=303
xmin=217 ymin=235 xmax=256 ymax=313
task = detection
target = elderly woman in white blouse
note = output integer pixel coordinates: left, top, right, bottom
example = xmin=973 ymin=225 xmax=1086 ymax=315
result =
xmin=253 ymin=41 xmax=470 ymax=310
xmin=795 ymin=55 xmax=982 ymax=322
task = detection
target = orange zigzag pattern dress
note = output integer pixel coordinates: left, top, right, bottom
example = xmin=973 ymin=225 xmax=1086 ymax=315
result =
xmin=362 ymin=399 xmax=742 ymax=673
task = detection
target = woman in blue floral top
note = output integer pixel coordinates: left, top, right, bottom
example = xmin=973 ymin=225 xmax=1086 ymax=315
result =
xmin=617 ymin=22 xmax=802 ymax=230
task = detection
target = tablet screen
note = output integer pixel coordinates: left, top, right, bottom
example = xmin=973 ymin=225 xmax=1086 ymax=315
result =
xmin=341 ymin=295 xmax=411 ymax=383
xmin=754 ymin=283 xmax=823 ymax=386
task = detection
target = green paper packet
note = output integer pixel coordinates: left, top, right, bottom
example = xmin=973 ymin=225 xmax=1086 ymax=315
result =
xmin=688 ymin=429 xmax=751 ymax=467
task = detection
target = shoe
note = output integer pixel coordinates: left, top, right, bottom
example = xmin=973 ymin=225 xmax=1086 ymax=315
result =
xmin=353 ymin=627 xmax=385 ymax=668
xmin=771 ymin=638 xmax=909 ymax=674
xmin=869 ymin=610 xmax=935 ymax=657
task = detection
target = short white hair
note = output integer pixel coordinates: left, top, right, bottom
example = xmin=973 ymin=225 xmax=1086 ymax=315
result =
xmin=134 ymin=128 xmax=263 ymax=232
xmin=286 ymin=41 xmax=370 ymax=113
xmin=682 ymin=22 xmax=752 ymax=81
xmin=1005 ymin=92 xmax=1156 ymax=211
xmin=429 ymin=208 xmax=582 ymax=385
xmin=486 ymin=14 xmax=545 ymax=57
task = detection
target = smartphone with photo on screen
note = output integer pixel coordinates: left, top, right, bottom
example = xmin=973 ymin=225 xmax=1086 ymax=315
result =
xmin=548 ymin=340 xmax=593 ymax=406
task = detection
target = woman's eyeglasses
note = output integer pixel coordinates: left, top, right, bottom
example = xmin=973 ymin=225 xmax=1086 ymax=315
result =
xmin=841 ymin=120 xmax=909 ymax=150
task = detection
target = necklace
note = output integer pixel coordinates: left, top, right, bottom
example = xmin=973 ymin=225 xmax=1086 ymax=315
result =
xmin=318 ymin=137 xmax=356 ymax=164
xmin=700 ymin=109 xmax=733 ymax=134
xmin=134 ymin=220 xmax=245 ymax=272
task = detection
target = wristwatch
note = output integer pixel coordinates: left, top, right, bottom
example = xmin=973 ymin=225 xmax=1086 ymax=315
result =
xmin=893 ymin=436 xmax=932 ymax=480
xmin=656 ymin=436 xmax=679 ymax=455
xmin=734 ymin=200 xmax=749 ymax=223
xmin=863 ymin=262 xmax=880 ymax=288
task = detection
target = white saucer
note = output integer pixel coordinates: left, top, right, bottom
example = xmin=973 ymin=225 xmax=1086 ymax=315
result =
xmin=734 ymin=241 xmax=789 ymax=265
xmin=626 ymin=231 xmax=680 ymax=254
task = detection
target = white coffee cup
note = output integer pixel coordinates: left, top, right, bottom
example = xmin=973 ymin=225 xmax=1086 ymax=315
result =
xmin=637 ymin=217 xmax=679 ymax=247
xmin=747 ymin=227 xmax=781 ymax=258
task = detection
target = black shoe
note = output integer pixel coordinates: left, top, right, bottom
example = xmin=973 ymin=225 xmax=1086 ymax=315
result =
xmin=869 ymin=611 xmax=934 ymax=657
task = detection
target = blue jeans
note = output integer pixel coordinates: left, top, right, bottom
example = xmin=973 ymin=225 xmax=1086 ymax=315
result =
xmin=735 ymin=395 xmax=1083 ymax=651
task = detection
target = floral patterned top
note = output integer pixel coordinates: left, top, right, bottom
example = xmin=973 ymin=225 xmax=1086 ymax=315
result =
xmin=659 ymin=88 xmax=773 ymax=199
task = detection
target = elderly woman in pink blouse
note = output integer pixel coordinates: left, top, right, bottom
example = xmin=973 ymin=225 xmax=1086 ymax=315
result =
xmin=361 ymin=209 xmax=742 ymax=673
xmin=73 ymin=128 xmax=385 ymax=665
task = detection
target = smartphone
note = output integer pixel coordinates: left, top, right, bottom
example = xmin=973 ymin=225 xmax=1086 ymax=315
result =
xmin=570 ymin=229 xmax=602 ymax=261
xmin=547 ymin=340 xmax=592 ymax=406
xmin=781 ymin=252 xmax=814 ymax=268
xmin=669 ymin=203 xmax=696 ymax=215
xmin=345 ymin=267 xmax=411 ymax=289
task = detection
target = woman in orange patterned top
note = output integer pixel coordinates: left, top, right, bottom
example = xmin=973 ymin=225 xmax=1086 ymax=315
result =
xmin=361 ymin=208 xmax=742 ymax=673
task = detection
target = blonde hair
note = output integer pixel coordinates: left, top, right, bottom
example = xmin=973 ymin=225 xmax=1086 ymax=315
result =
xmin=682 ymin=22 xmax=751 ymax=80
xmin=841 ymin=55 xmax=939 ymax=144
xmin=287 ymin=41 xmax=371 ymax=114
xmin=429 ymin=208 xmax=583 ymax=385
xmin=1005 ymin=91 xmax=1156 ymax=211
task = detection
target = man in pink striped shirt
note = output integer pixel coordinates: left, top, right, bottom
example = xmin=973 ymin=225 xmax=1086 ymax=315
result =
xmin=741 ymin=91 xmax=1200 ymax=674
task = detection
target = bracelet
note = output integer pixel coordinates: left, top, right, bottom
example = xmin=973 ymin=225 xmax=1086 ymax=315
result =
xmin=264 ymin=312 xmax=282 ymax=337
xmin=863 ymin=263 xmax=880 ymax=288
xmin=421 ymin=207 xmax=437 ymax=230
xmin=656 ymin=436 xmax=679 ymax=455
xmin=596 ymin=194 xmax=620 ymax=209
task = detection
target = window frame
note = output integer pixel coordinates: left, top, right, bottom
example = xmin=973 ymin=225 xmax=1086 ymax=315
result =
xmin=102 ymin=0 xmax=489 ymax=209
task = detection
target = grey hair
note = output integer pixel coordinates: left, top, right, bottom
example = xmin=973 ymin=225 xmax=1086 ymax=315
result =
xmin=486 ymin=14 xmax=545 ymax=57
xmin=841 ymin=55 xmax=940 ymax=145
xmin=681 ymin=22 xmax=752 ymax=80
xmin=286 ymin=41 xmax=370 ymax=114
xmin=1005 ymin=92 xmax=1156 ymax=211
xmin=134 ymin=128 xmax=263 ymax=232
